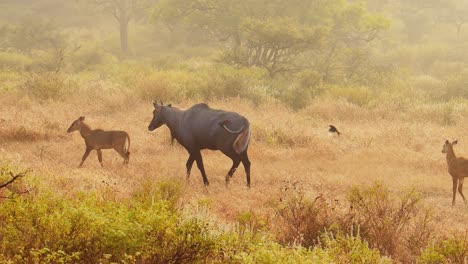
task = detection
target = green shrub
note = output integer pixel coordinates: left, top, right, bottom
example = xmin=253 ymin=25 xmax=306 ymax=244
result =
xmin=0 ymin=51 xmax=32 ymax=71
xmin=326 ymin=85 xmax=375 ymax=107
xmin=276 ymin=84 xmax=312 ymax=111
xmin=348 ymin=182 xmax=433 ymax=262
xmin=445 ymin=69 xmax=468 ymax=100
xmin=253 ymin=125 xmax=311 ymax=147
xmin=69 ymin=44 xmax=116 ymax=72
xmin=418 ymin=235 xmax=468 ymax=264
xmin=317 ymin=231 xmax=392 ymax=264
xmin=20 ymin=73 xmax=78 ymax=100
xmin=191 ymin=66 xmax=266 ymax=102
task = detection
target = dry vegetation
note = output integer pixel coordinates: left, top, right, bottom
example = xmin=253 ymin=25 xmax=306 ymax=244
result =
xmin=0 ymin=89 xmax=467 ymax=262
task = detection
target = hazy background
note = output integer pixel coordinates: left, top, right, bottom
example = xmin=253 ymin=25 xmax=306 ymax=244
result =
xmin=2 ymin=0 xmax=468 ymax=111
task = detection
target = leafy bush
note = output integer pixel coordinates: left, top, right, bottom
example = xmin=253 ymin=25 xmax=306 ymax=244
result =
xmin=317 ymin=231 xmax=392 ymax=264
xmin=445 ymin=70 xmax=468 ymax=100
xmin=326 ymin=85 xmax=375 ymax=107
xmin=348 ymin=183 xmax=433 ymax=262
xmin=272 ymin=181 xmax=344 ymax=247
xmin=20 ymin=73 xmax=78 ymax=100
xmin=0 ymin=51 xmax=32 ymax=71
xmin=69 ymin=44 xmax=115 ymax=72
xmin=0 ymin=174 xmax=340 ymax=263
xmin=418 ymin=235 xmax=468 ymax=264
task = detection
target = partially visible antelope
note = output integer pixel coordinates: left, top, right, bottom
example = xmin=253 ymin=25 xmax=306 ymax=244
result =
xmin=441 ymin=140 xmax=467 ymax=206
xmin=67 ymin=116 xmax=130 ymax=167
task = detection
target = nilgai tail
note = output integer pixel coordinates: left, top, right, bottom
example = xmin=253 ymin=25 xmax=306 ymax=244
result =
xmin=67 ymin=116 xmax=131 ymax=167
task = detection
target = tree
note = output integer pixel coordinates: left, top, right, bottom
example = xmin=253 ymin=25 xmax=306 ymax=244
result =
xmin=440 ymin=0 xmax=468 ymax=38
xmin=87 ymin=0 xmax=152 ymax=55
xmin=153 ymin=0 xmax=388 ymax=81
xmin=231 ymin=17 xmax=325 ymax=77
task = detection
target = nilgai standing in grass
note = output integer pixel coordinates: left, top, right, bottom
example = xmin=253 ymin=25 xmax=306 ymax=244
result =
xmin=441 ymin=140 xmax=467 ymax=206
xmin=67 ymin=116 xmax=130 ymax=167
xmin=148 ymin=101 xmax=252 ymax=187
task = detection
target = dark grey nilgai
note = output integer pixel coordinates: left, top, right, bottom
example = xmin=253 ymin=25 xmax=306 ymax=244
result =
xmin=148 ymin=101 xmax=252 ymax=187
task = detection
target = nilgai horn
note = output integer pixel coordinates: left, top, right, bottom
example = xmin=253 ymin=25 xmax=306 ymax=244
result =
xmin=67 ymin=116 xmax=130 ymax=167
xmin=441 ymin=140 xmax=467 ymax=206
xmin=148 ymin=101 xmax=252 ymax=187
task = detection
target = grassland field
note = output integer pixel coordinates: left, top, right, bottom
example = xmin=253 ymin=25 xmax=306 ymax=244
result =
xmin=0 ymin=92 xmax=466 ymax=236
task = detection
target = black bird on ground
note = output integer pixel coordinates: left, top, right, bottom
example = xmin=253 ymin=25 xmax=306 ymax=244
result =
xmin=329 ymin=125 xmax=341 ymax=136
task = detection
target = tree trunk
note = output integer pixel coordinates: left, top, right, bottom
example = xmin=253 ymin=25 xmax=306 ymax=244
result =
xmin=119 ymin=20 xmax=129 ymax=56
xmin=233 ymin=30 xmax=241 ymax=62
xmin=456 ymin=23 xmax=462 ymax=39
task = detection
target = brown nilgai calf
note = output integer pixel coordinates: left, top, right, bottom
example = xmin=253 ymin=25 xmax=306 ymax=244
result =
xmin=442 ymin=140 xmax=467 ymax=206
xmin=67 ymin=116 xmax=130 ymax=167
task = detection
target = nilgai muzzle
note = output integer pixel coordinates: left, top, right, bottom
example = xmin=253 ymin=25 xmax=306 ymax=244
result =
xmin=148 ymin=102 xmax=252 ymax=187
xmin=67 ymin=116 xmax=130 ymax=167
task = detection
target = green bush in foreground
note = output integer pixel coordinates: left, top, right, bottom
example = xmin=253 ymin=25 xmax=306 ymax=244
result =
xmin=1 ymin=166 xmax=463 ymax=264
xmin=0 ymin=167 xmax=396 ymax=264
xmin=418 ymin=236 xmax=468 ymax=264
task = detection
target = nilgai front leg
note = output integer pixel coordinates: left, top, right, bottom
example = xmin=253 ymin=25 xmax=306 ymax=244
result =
xmin=97 ymin=149 xmax=103 ymax=167
xmin=194 ymin=151 xmax=209 ymax=186
xmin=452 ymin=177 xmax=458 ymax=206
xmin=79 ymin=147 xmax=92 ymax=168
xmin=186 ymin=155 xmax=195 ymax=180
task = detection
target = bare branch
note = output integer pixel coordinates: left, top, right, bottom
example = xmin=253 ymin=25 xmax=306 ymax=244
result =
xmin=0 ymin=170 xmax=28 ymax=189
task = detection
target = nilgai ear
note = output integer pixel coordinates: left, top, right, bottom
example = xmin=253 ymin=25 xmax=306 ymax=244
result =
xmin=79 ymin=116 xmax=85 ymax=121
xmin=153 ymin=101 xmax=158 ymax=108
xmin=453 ymin=140 xmax=458 ymax=145
xmin=445 ymin=140 xmax=450 ymax=144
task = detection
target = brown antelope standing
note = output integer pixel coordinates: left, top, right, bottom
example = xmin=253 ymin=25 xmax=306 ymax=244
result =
xmin=441 ymin=140 xmax=467 ymax=206
xmin=67 ymin=116 xmax=130 ymax=167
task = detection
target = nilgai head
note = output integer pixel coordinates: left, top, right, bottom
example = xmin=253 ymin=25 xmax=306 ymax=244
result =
xmin=442 ymin=139 xmax=458 ymax=153
xmin=148 ymin=101 xmax=171 ymax=131
xmin=67 ymin=116 xmax=85 ymax=133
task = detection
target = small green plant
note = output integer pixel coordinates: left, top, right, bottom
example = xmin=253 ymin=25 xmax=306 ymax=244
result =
xmin=418 ymin=234 xmax=468 ymax=264
xmin=326 ymin=85 xmax=375 ymax=107
xmin=317 ymin=230 xmax=392 ymax=264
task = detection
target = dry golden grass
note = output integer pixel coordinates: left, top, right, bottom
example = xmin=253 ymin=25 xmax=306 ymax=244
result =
xmin=0 ymin=93 xmax=467 ymax=235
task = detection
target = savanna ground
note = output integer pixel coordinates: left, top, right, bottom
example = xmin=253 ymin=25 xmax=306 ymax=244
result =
xmin=2 ymin=0 xmax=468 ymax=262
xmin=1 ymin=86 xmax=468 ymax=263
xmin=2 ymin=94 xmax=468 ymax=224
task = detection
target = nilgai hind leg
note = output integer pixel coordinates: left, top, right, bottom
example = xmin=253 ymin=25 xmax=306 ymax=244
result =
xmin=241 ymin=151 xmax=251 ymax=188
xmin=114 ymin=146 xmax=129 ymax=166
xmin=225 ymin=156 xmax=241 ymax=186
xmin=458 ymin=178 xmax=466 ymax=204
